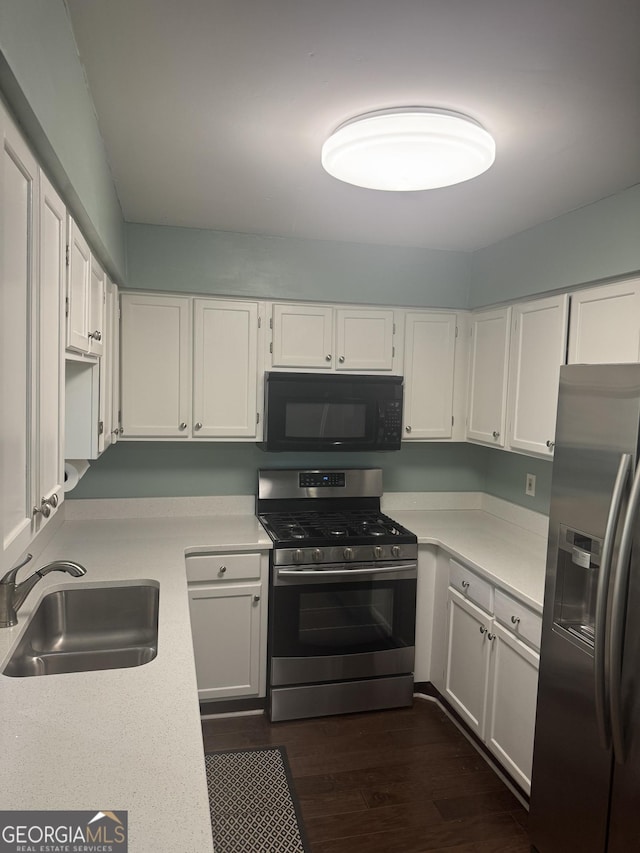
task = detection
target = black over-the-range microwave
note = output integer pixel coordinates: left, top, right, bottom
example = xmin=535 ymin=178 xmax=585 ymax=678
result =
xmin=260 ymin=371 xmax=404 ymax=452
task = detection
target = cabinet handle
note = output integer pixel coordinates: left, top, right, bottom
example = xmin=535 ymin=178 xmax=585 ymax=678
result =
xmin=339 ymin=356 xmax=345 ymax=363
xmin=326 ymin=354 xmax=332 ymax=362
xmin=253 ymin=595 xmax=261 ymax=603
xmin=405 ymin=425 xmax=412 ymax=433
xmin=33 ymin=499 xmax=51 ymax=519
xmin=479 ymin=625 xmax=487 ymax=635
xmin=492 ymin=430 xmax=500 ymax=439
xmin=88 ymin=330 xmax=102 ymax=341
xmin=487 ymin=632 xmax=496 ymax=642
xmin=194 ymin=422 xmax=203 ymax=431
xmin=511 ymin=615 xmax=521 ymax=625
xmin=48 ymin=494 xmax=59 ymax=509
xmin=461 ymin=580 xmax=470 ymax=589
xmin=218 ymin=566 xmax=227 ymax=574
xmin=546 ymin=440 xmax=555 ymax=449
xmin=178 ymin=422 xmax=187 ymax=431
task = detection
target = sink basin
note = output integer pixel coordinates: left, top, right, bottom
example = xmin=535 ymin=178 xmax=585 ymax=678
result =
xmin=3 ymin=583 xmax=159 ymax=677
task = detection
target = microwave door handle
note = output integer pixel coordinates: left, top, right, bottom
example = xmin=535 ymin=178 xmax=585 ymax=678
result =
xmin=609 ymin=456 xmax=640 ymax=764
xmin=594 ymin=452 xmax=632 ymax=750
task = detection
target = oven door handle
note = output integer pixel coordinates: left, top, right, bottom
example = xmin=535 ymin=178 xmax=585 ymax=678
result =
xmin=277 ymin=563 xmax=417 ymax=577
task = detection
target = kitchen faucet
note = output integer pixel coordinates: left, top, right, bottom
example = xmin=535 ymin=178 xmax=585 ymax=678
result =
xmin=0 ymin=554 xmax=87 ymax=628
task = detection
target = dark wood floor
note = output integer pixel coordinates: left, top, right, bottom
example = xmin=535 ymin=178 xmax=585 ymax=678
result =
xmin=201 ymin=698 xmax=530 ymax=853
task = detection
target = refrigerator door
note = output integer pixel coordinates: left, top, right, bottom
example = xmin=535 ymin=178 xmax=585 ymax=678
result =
xmin=607 ymin=465 xmax=640 ymax=852
xmin=530 ymin=364 xmax=640 ymax=853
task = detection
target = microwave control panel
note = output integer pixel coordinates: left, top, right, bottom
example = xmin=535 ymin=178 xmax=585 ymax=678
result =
xmin=379 ymin=400 xmax=403 ymax=442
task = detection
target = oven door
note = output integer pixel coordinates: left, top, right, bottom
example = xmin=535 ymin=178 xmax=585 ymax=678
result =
xmin=269 ymin=563 xmax=416 ymax=686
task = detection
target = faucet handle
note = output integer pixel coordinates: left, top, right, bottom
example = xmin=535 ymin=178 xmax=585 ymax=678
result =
xmin=1 ymin=553 xmax=33 ymax=585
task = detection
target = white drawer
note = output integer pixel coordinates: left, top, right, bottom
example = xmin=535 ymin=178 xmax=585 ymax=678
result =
xmin=186 ymin=552 xmax=262 ymax=583
xmin=494 ymin=588 xmax=542 ymax=651
xmin=449 ymin=559 xmax=493 ymax=613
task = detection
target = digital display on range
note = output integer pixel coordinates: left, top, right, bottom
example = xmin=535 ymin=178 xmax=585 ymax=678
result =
xmin=299 ymin=472 xmax=345 ymax=488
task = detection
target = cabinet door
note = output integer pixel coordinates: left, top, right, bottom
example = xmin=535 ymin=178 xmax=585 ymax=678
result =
xmin=188 ymin=582 xmax=262 ymax=700
xmin=88 ymin=255 xmax=105 ymax=357
xmin=37 ymin=173 xmax=66 ymax=518
xmin=568 ymin=279 xmax=640 ymax=364
xmin=466 ymin=307 xmax=511 ymax=446
xmin=120 ymin=294 xmax=191 ymax=437
xmin=485 ymin=621 xmax=540 ymax=794
xmin=444 ymin=588 xmax=492 ymax=737
xmin=1 ymin=103 xmax=39 ymax=564
xmin=66 ymin=217 xmax=91 ymax=353
xmin=403 ymin=312 xmax=456 ymax=439
xmin=271 ymin=302 xmax=334 ymax=368
xmin=99 ymin=280 xmax=119 ymax=451
xmin=193 ymin=299 xmax=259 ymax=437
xmin=335 ymin=308 xmax=395 ymax=371
xmin=508 ymin=294 xmax=568 ymax=456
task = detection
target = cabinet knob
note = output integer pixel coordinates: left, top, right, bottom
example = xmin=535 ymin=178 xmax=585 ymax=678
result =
xmin=487 ymin=632 xmax=496 ymax=642
xmin=326 ymin=354 xmax=332 ymax=362
xmin=218 ymin=566 xmax=227 ymax=574
xmin=88 ymin=330 xmax=102 ymax=341
xmin=546 ymin=440 xmax=555 ymax=449
xmin=461 ymin=580 xmax=470 ymax=589
xmin=48 ymin=494 xmax=59 ymax=509
xmin=339 ymin=356 xmax=345 ymax=363
xmin=194 ymin=422 xmax=203 ymax=431
xmin=253 ymin=595 xmax=261 ymax=603
xmin=511 ymin=615 xmax=521 ymax=625
xmin=479 ymin=625 xmax=487 ymax=635
xmin=405 ymin=425 xmax=412 ymax=433
xmin=33 ymin=499 xmax=51 ymax=519
xmin=178 ymin=422 xmax=187 ymax=431
xmin=492 ymin=430 xmax=500 ymax=439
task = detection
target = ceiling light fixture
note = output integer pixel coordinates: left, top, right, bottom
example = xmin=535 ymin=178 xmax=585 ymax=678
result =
xmin=321 ymin=107 xmax=496 ymax=192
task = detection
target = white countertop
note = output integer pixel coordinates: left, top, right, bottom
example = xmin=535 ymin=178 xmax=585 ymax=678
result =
xmin=0 ymin=497 xmax=546 ymax=852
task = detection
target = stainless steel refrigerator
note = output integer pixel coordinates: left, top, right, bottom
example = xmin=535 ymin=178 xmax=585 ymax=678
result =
xmin=530 ymin=363 xmax=640 ymax=853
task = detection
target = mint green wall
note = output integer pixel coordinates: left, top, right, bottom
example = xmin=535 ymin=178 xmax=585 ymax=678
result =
xmin=470 ymin=184 xmax=640 ymax=309
xmin=125 ymin=224 xmax=471 ymax=308
xmin=484 ymin=449 xmax=552 ymax=515
xmin=0 ymin=0 xmax=126 ymax=279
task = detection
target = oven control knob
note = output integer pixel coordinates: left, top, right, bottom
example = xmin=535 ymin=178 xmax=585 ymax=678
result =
xmin=343 ymin=547 xmax=354 ymax=561
xmin=374 ymin=546 xmax=384 ymax=559
xmin=391 ymin=545 xmax=401 ymax=558
xmin=312 ymin=548 xmax=323 ymax=562
xmin=293 ymin=549 xmax=304 ymax=563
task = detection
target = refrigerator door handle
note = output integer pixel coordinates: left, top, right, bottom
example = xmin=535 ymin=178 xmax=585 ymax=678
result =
xmin=594 ymin=452 xmax=632 ymax=750
xmin=609 ymin=456 xmax=640 ymax=764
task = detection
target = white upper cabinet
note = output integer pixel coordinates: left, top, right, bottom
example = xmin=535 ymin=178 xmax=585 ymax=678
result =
xmin=568 ymin=278 xmax=640 ymax=364
xmin=120 ymin=293 xmax=262 ymax=440
xmin=466 ymin=307 xmax=511 ymax=447
xmin=192 ymin=299 xmax=259 ymax=437
xmin=1 ymin=105 xmax=64 ymax=570
xmin=120 ymin=293 xmax=191 ymax=438
xmin=270 ymin=303 xmax=333 ymax=368
xmin=507 ymin=294 xmax=569 ymax=456
xmin=66 ymin=217 xmax=105 ymax=357
xmin=100 ymin=279 xmax=120 ymax=451
xmin=334 ymin=308 xmax=395 ymax=371
xmin=402 ymin=311 xmax=457 ymax=439
xmin=270 ymin=302 xmax=397 ymax=372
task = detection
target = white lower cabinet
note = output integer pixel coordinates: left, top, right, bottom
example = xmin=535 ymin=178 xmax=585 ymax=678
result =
xmin=186 ymin=551 xmax=268 ymax=701
xmin=443 ymin=561 xmax=541 ymax=794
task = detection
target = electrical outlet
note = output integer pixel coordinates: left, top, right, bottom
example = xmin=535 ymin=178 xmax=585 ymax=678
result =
xmin=526 ymin=473 xmax=536 ymax=497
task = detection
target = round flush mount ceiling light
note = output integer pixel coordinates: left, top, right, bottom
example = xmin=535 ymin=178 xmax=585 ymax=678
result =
xmin=321 ymin=107 xmax=496 ymax=192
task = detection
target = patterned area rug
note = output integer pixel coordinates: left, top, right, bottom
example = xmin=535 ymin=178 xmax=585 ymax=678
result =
xmin=205 ymin=746 xmax=309 ymax=853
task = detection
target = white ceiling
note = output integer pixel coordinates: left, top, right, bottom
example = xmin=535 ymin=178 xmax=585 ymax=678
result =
xmin=66 ymin=0 xmax=640 ymax=252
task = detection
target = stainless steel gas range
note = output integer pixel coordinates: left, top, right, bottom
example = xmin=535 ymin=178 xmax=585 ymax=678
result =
xmin=257 ymin=468 xmax=418 ymax=722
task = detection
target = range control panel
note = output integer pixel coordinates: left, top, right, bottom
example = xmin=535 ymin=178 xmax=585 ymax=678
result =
xmin=299 ymin=471 xmax=346 ymax=488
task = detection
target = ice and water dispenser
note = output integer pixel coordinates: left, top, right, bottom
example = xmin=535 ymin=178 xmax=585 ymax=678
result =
xmin=553 ymin=524 xmax=603 ymax=645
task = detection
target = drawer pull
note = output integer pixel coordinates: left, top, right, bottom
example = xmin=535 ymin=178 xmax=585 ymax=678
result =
xmin=511 ymin=615 xmax=521 ymax=625
xmin=218 ymin=566 xmax=227 ymax=575
xmin=461 ymin=580 xmax=470 ymax=589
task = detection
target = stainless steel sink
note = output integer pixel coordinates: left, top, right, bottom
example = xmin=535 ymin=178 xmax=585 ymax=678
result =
xmin=3 ymin=583 xmax=159 ymax=677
